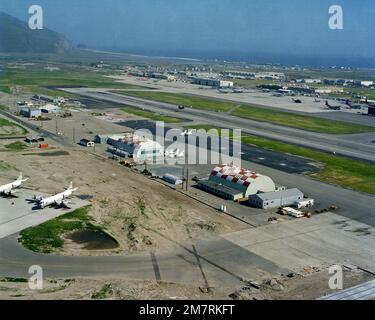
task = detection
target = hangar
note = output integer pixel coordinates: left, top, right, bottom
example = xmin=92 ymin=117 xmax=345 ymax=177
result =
xmin=107 ymin=133 xmax=164 ymax=160
xmin=206 ymin=164 xmax=276 ymax=199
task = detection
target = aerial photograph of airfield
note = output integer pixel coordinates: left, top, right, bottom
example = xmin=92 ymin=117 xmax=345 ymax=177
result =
xmin=0 ymin=2 xmax=375 ymax=300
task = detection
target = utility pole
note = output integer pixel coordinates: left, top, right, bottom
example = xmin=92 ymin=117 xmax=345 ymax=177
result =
xmin=182 ymin=166 xmax=185 ymax=190
xmin=55 ymin=118 xmax=58 ymax=135
xmin=185 ymin=167 xmax=189 ymax=191
xmin=73 ymin=127 xmax=76 ymax=143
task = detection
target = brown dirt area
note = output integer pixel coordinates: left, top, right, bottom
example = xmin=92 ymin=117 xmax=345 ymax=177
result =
xmin=0 ymin=139 xmax=247 ymax=256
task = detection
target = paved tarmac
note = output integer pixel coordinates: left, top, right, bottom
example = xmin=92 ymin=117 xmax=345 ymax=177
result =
xmin=62 ymin=88 xmax=375 ymax=162
xmin=0 ymin=189 xmax=89 ymax=239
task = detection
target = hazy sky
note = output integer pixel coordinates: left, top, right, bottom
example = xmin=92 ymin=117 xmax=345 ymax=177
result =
xmin=1 ymin=0 xmax=374 ymax=65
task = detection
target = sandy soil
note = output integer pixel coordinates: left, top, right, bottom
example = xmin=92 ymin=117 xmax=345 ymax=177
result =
xmin=0 ymin=139 xmax=246 ymax=256
xmin=1 ymin=268 xmax=373 ymax=300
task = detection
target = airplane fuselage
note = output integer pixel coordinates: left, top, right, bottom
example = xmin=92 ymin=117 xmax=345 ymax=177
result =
xmin=39 ymin=188 xmax=77 ymax=209
xmin=0 ymin=175 xmax=28 ymax=195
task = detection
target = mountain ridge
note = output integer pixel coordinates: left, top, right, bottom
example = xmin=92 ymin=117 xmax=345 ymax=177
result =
xmin=0 ymin=11 xmax=72 ymax=54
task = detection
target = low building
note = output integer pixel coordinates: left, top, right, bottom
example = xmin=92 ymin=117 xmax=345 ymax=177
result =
xmin=192 ymin=77 xmax=233 ymax=88
xmin=94 ymin=134 xmax=112 ymax=144
xmin=197 ymin=179 xmax=244 ymax=201
xmin=255 ymin=72 xmax=285 ymax=80
xmin=361 ymin=81 xmax=374 ymax=87
xmin=20 ymin=107 xmax=42 ymax=118
xmin=107 ymin=133 xmax=164 ymax=160
xmin=249 ymin=188 xmax=304 ymax=209
xmin=40 ymin=104 xmax=62 ymax=114
xmin=32 ymin=95 xmax=54 ymax=103
xmin=150 ymin=73 xmax=176 ymax=81
xmin=305 ymin=79 xmax=322 ymax=84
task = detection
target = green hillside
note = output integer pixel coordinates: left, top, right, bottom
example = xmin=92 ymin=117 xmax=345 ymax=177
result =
xmin=0 ymin=11 xmax=72 ymax=53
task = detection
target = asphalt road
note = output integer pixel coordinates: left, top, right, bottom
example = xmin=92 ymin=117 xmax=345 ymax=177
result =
xmin=63 ymin=88 xmax=375 ymax=162
xmin=0 ymin=233 xmax=287 ymax=288
xmin=0 ymin=110 xmax=72 ymax=148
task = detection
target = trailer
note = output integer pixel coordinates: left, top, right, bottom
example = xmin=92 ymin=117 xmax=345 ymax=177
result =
xmin=295 ymin=199 xmax=315 ymax=209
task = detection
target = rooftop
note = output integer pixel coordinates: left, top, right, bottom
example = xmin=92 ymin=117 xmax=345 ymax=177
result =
xmin=198 ymin=179 xmax=244 ymax=196
xmin=254 ymin=188 xmax=303 ymax=201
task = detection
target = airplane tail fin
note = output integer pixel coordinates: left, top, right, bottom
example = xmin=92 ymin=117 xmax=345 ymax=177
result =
xmin=17 ymin=172 xmax=23 ymax=181
xmin=68 ymin=181 xmax=73 ymax=190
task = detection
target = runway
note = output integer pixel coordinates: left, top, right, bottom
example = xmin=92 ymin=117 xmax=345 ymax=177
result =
xmin=63 ymin=88 xmax=375 ymax=163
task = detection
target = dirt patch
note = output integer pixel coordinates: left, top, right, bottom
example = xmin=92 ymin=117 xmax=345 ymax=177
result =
xmin=0 ymin=147 xmax=246 ymax=256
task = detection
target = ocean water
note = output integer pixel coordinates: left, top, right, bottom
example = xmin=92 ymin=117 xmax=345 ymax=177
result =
xmin=106 ymin=47 xmax=375 ymax=69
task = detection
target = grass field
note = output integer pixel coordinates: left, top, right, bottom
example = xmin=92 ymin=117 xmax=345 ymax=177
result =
xmin=118 ymin=91 xmax=236 ymax=112
xmin=188 ymin=125 xmax=375 ymax=195
xmin=0 ymin=118 xmax=28 ymax=136
xmin=232 ymin=105 xmax=375 ymax=134
xmin=18 ymin=206 xmax=104 ymax=254
xmin=4 ymin=141 xmax=28 ymax=151
xmin=0 ymin=85 xmax=11 ymax=93
xmin=0 ymin=67 xmax=148 ymax=98
xmin=121 ymin=106 xmax=183 ymax=123
xmin=118 ymin=91 xmax=375 ymax=134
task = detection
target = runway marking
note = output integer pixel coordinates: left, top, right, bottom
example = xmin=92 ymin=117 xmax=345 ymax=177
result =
xmin=186 ymin=226 xmax=210 ymax=290
xmin=150 ymin=251 xmax=161 ymax=282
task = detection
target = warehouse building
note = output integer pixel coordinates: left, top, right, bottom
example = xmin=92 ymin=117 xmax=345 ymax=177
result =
xmin=20 ymin=107 xmax=42 ymax=118
xmin=94 ymin=134 xmax=116 ymax=144
xmin=197 ymin=179 xmax=244 ymax=201
xmin=107 ymin=133 xmax=164 ymax=160
xmin=40 ymin=104 xmax=62 ymax=114
xmin=249 ymin=188 xmax=304 ymax=209
xmin=206 ymin=164 xmax=276 ymax=199
xmin=192 ymin=77 xmax=234 ymax=88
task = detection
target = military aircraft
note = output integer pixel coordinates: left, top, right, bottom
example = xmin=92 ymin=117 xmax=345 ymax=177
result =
xmin=33 ymin=182 xmax=78 ymax=209
xmin=0 ymin=173 xmax=29 ymax=196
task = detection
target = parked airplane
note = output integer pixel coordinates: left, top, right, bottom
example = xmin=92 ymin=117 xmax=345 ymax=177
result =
xmin=0 ymin=173 xmax=29 ymax=196
xmin=165 ymin=148 xmax=185 ymax=158
xmin=292 ymin=98 xmax=302 ymax=103
xmin=325 ymin=101 xmax=341 ymax=110
xmin=181 ymin=129 xmax=194 ymax=136
xmin=219 ymin=89 xmax=232 ymax=94
xmin=34 ymin=182 xmax=78 ymax=209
